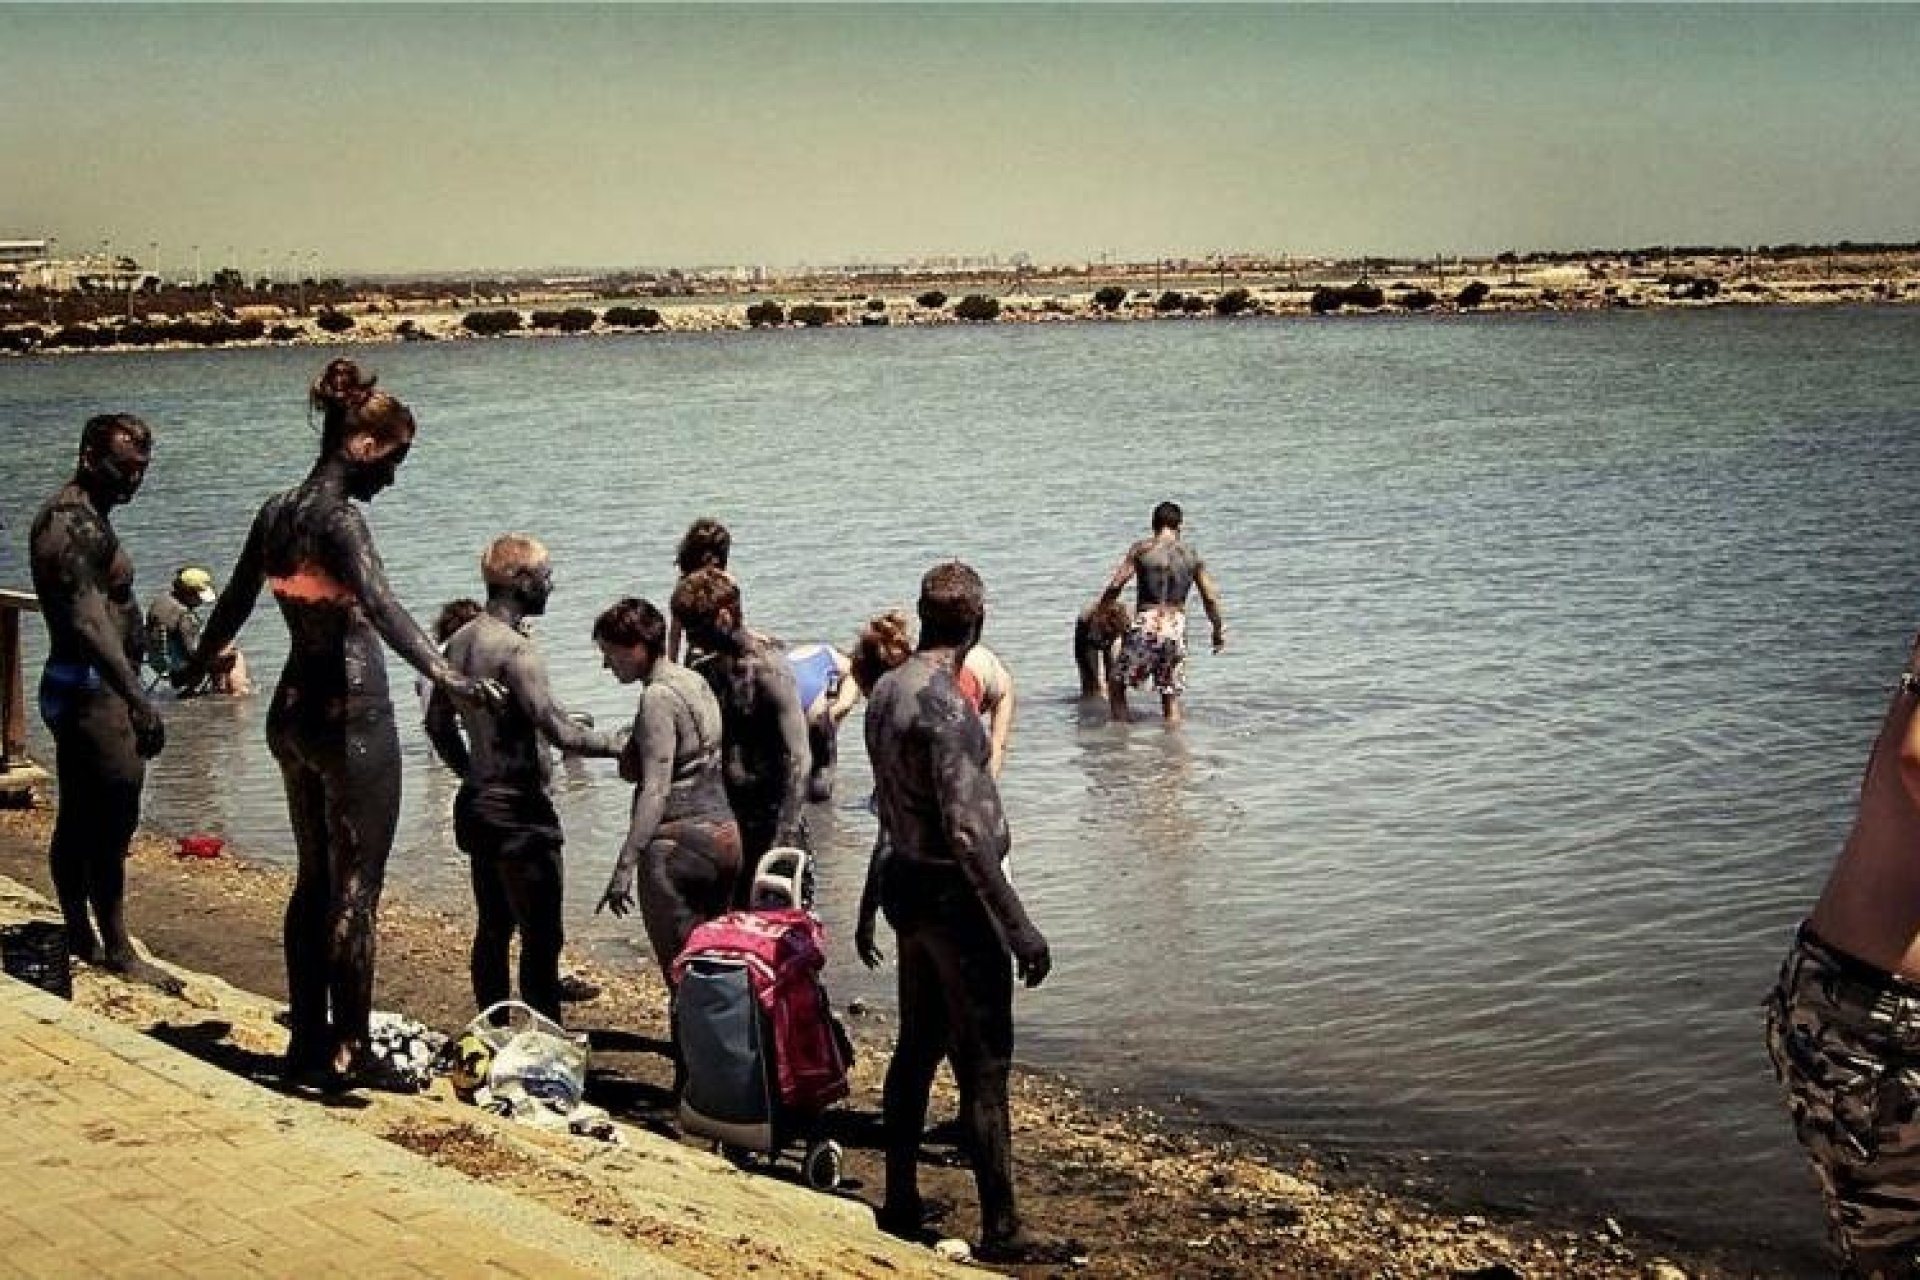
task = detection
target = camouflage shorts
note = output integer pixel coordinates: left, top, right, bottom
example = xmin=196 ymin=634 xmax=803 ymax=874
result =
xmin=1766 ymin=924 xmax=1920 ymax=1278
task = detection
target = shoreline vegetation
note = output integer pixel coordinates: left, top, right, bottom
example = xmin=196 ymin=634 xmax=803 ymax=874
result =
xmin=0 ymin=805 xmax=1790 ymax=1278
xmin=4 ymin=246 xmax=1918 ymax=357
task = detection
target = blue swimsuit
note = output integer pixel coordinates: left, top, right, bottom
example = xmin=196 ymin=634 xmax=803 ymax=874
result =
xmin=38 ymin=659 xmax=102 ymax=726
xmin=787 ymin=645 xmax=841 ymax=713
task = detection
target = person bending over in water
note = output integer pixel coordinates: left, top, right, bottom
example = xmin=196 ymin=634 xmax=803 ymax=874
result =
xmin=1075 ymin=598 xmax=1132 ymax=700
xmin=425 ymin=536 xmax=622 ymax=1023
xmin=28 ymin=413 xmax=181 ymax=992
xmin=861 ymin=563 xmax=1058 ymax=1264
xmin=182 ymin=358 xmax=500 ymax=1092
xmin=666 ymin=516 xmax=731 ymax=663
xmin=1766 ymin=639 xmax=1920 ymax=1275
xmin=1099 ymin=500 xmax=1225 ymax=725
xmin=956 ymin=642 xmax=1016 ymax=780
xmin=592 ymin=597 xmax=742 ymax=986
xmin=786 ymin=641 xmax=860 ymax=801
xmin=670 ymin=567 xmax=810 ymax=903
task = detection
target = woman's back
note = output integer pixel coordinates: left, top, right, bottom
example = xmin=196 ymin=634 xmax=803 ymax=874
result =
xmin=257 ymin=482 xmax=389 ymax=700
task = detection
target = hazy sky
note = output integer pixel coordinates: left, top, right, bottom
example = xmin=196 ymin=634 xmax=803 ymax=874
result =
xmin=4 ymin=4 xmax=1918 ymax=276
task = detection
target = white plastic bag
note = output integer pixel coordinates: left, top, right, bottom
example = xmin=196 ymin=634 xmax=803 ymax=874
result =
xmin=457 ymin=1000 xmax=588 ymax=1112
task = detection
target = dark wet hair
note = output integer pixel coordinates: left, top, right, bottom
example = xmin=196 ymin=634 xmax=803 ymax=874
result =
xmin=671 ymin=566 xmax=741 ymax=628
xmin=310 ymin=358 xmax=415 ymax=461
xmin=80 ymin=413 xmax=151 ymax=457
xmin=1152 ymin=500 xmax=1183 ymax=532
xmin=433 ymin=597 xmax=482 ymax=643
xmin=675 ymin=518 xmax=732 ymax=575
xmin=593 ymin=597 xmax=667 ymax=654
xmin=917 ymin=561 xmax=984 ymax=646
xmin=850 ymin=609 xmax=913 ymax=693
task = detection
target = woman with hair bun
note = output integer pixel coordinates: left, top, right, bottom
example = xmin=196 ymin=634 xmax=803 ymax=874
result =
xmin=184 ymin=358 xmax=500 ymax=1092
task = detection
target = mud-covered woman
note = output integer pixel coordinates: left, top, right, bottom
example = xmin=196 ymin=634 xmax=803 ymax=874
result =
xmin=591 ymin=597 xmax=742 ymax=980
xmin=182 ymin=359 xmax=498 ymax=1091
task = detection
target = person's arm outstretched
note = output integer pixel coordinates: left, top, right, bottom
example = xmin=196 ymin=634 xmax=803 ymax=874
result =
xmin=1098 ymin=541 xmax=1141 ymax=607
xmin=183 ymin=504 xmax=267 ymax=692
xmin=327 ymin=505 xmax=498 ymax=709
xmin=504 ymin=647 xmax=621 ymax=758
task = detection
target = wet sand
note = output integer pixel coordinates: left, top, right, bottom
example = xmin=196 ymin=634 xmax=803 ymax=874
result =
xmin=0 ymin=803 xmax=1778 ymax=1278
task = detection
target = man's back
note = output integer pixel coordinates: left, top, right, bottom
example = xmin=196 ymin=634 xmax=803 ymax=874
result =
xmin=442 ymin=615 xmax=549 ymax=790
xmin=866 ymin=653 xmax=1007 ymax=868
xmin=1132 ymin=535 xmax=1202 ymax=611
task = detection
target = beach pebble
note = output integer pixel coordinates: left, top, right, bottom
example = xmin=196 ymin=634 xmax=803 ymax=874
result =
xmin=934 ymin=1238 xmax=971 ymax=1262
xmin=1648 ymin=1263 xmax=1689 ymax=1280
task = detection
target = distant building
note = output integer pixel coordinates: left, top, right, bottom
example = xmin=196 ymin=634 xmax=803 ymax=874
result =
xmin=0 ymin=238 xmax=51 ymax=291
xmin=0 ymin=238 xmax=156 ymax=294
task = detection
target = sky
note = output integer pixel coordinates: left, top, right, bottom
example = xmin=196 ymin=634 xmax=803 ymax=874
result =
xmin=4 ymin=4 xmax=1918 ymax=277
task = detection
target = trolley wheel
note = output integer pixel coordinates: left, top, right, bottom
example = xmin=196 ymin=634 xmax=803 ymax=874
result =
xmin=802 ymin=1139 xmax=844 ymax=1191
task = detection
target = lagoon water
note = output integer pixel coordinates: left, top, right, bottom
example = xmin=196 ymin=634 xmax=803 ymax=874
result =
xmin=10 ymin=307 xmax=1920 ymax=1266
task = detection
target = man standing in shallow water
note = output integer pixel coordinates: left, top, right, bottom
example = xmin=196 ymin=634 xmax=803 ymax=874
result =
xmin=1767 ymin=641 xmax=1920 ymax=1276
xmin=1099 ymin=500 xmax=1225 ymax=725
xmin=28 ymin=414 xmax=180 ymax=992
xmin=425 ymin=535 xmax=623 ymax=1022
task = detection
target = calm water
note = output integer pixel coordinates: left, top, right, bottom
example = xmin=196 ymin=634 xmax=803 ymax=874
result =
xmin=9 ymin=308 xmax=1920 ymax=1266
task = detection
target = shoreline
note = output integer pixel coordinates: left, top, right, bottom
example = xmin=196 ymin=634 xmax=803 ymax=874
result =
xmin=0 ymin=802 xmax=1798 ymax=1277
xmin=5 ymin=250 xmax=1918 ymax=358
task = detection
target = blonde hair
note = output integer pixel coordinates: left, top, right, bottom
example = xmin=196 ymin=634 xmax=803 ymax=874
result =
xmin=850 ymin=609 xmax=914 ymax=693
xmin=481 ymin=533 xmax=549 ymax=588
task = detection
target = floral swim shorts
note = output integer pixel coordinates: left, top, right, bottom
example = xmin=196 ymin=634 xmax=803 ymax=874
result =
xmin=1766 ymin=923 xmax=1920 ymax=1277
xmin=1112 ymin=609 xmax=1187 ymax=697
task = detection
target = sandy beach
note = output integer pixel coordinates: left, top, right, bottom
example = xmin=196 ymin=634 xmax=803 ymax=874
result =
xmin=0 ymin=801 xmax=1773 ymax=1278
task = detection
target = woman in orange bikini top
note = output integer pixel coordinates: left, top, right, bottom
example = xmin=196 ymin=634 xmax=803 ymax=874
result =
xmin=182 ymin=358 xmax=498 ymax=1093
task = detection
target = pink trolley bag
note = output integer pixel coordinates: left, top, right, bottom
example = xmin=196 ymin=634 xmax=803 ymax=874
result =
xmin=670 ymin=848 xmax=852 ymax=1189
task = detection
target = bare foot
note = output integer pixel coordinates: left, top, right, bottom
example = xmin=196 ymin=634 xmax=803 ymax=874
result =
xmin=103 ymin=953 xmax=185 ymax=996
xmin=975 ymin=1231 xmax=1083 ymax=1265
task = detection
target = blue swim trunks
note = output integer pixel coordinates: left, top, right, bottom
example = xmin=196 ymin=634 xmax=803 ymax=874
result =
xmin=38 ymin=660 xmax=102 ymax=727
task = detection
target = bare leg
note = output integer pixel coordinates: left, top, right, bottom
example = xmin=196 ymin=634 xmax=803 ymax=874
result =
xmin=325 ymin=702 xmax=400 ymax=1077
xmin=1162 ymin=693 xmax=1182 ymax=726
xmin=278 ymin=758 xmax=334 ymax=1073
xmin=1107 ymin=677 xmax=1131 ymax=724
xmin=879 ymin=926 xmax=950 ymax=1238
xmin=53 ymin=690 xmax=179 ymax=991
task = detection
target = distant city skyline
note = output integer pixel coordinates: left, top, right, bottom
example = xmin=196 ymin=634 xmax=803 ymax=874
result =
xmin=5 ymin=4 xmax=1918 ymax=278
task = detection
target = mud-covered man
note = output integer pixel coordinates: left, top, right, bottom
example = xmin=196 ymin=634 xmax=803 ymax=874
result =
xmin=1767 ymin=638 xmax=1920 ymax=1275
xmin=29 ymin=413 xmax=180 ymax=991
xmin=669 ymin=567 xmax=809 ymax=902
xmin=425 ymin=535 xmax=622 ymax=1022
xmin=861 ymin=560 xmax=1057 ymax=1264
xmin=1100 ymin=500 xmax=1225 ymax=725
